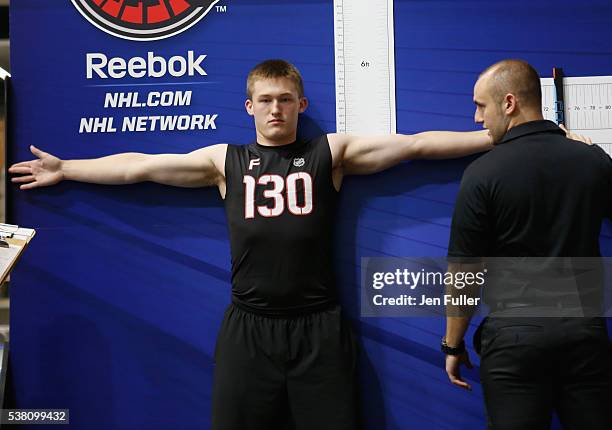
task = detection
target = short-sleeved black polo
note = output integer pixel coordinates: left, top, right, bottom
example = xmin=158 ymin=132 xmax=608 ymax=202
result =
xmin=448 ymin=120 xmax=612 ymax=259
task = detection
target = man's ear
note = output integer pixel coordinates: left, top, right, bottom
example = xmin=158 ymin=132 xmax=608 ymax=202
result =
xmin=245 ymin=99 xmax=254 ymax=116
xmin=299 ymin=97 xmax=309 ymax=113
xmin=505 ymin=93 xmax=517 ymax=115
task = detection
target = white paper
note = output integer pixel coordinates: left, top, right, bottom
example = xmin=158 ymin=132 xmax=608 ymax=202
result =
xmin=0 ymin=224 xmax=35 ymax=240
xmin=541 ymin=76 xmax=612 ymax=156
xmin=0 ymin=224 xmax=18 ymax=234
xmin=15 ymin=228 xmax=35 ymax=238
xmin=334 ymin=0 xmax=396 ymax=135
xmin=0 ymin=245 xmax=21 ymax=277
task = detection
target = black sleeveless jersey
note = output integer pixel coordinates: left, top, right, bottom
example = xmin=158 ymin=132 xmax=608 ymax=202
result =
xmin=223 ymin=135 xmax=339 ymax=316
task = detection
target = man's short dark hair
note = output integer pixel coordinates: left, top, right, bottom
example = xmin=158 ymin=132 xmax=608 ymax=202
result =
xmin=481 ymin=59 xmax=542 ymax=110
xmin=246 ymin=59 xmax=304 ymax=99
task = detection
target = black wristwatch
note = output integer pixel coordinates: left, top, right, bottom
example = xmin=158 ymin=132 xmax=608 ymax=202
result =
xmin=441 ymin=338 xmax=466 ymax=356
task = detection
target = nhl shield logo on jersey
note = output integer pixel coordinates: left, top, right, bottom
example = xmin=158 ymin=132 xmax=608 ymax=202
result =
xmin=293 ymin=158 xmax=305 ymax=168
xmin=71 ymin=0 xmax=220 ymax=41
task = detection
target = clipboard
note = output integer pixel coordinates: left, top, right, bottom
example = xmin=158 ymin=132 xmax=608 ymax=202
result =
xmin=0 ymin=225 xmax=34 ymax=413
xmin=0 ymin=226 xmax=35 ymax=285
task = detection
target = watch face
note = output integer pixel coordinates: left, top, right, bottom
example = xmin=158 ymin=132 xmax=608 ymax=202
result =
xmin=71 ymin=0 xmax=219 ymax=41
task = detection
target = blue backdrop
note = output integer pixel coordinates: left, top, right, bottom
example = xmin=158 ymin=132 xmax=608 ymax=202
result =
xmin=8 ymin=1 xmax=612 ymax=429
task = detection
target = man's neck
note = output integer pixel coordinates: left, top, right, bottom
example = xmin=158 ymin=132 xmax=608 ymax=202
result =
xmin=256 ymin=131 xmax=297 ymax=147
xmin=507 ymin=111 xmax=545 ymax=130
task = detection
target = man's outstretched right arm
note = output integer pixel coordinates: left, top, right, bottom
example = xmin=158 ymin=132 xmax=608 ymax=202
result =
xmin=9 ymin=144 xmax=228 ymax=190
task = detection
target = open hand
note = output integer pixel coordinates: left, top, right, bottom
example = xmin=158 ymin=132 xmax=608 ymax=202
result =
xmin=445 ymin=350 xmax=473 ymax=391
xmin=9 ymin=145 xmax=64 ymax=190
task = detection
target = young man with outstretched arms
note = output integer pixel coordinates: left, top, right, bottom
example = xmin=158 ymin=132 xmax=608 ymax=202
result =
xmin=12 ymin=60 xmax=496 ymax=430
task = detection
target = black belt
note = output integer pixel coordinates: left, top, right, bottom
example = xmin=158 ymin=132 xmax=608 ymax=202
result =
xmin=494 ymin=300 xmax=575 ymax=310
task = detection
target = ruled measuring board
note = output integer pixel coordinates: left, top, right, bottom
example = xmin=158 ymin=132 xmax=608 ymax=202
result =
xmin=541 ymin=76 xmax=612 ymax=156
xmin=334 ymin=0 xmax=396 ymax=135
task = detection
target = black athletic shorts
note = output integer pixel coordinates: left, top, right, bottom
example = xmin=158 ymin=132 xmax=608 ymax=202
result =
xmin=211 ymin=303 xmax=359 ymax=430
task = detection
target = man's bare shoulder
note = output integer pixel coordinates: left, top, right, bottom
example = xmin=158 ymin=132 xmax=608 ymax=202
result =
xmin=326 ymin=133 xmax=351 ymax=146
xmin=188 ymin=143 xmax=228 ymax=176
xmin=326 ymin=133 xmax=352 ymax=167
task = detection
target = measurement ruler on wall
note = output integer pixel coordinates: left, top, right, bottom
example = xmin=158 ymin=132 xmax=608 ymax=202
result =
xmin=334 ymin=0 xmax=396 ymax=135
xmin=541 ymin=76 xmax=612 ymax=156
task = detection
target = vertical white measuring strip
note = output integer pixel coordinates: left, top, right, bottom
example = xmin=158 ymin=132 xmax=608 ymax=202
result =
xmin=334 ymin=0 xmax=396 ymax=135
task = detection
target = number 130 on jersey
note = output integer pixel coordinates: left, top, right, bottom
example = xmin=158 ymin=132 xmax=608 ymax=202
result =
xmin=243 ymin=173 xmax=314 ymax=218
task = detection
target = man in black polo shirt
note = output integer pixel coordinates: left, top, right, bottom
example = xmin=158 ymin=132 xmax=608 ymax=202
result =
xmin=443 ymin=59 xmax=612 ymax=429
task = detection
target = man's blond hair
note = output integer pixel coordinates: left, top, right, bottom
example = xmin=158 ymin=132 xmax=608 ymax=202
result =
xmin=246 ymin=59 xmax=304 ymax=99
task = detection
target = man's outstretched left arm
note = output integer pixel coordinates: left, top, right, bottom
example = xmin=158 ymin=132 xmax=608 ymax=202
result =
xmin=327 ymin=130 xmax=492 ymax=176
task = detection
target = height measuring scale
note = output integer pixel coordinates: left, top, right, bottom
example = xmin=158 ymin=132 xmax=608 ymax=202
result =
xmin=334 ymin=0 xmax=396 ymax=135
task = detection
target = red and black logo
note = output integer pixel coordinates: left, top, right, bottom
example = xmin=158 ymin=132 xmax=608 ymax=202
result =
xmin=71 ymin=0 xmax=220 ymax=41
